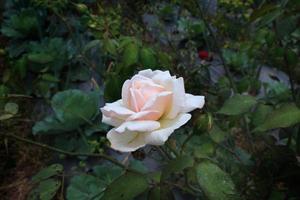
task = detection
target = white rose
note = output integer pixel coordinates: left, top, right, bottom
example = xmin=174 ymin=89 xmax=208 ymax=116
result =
xmin=101 ymin=69 xmax=205 ymax=152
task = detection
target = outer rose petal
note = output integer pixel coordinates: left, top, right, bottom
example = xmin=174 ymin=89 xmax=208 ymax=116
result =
xmin=121 ymin=80 xmax=132 ymax=107
xmin=127 ymin=110 xmax=161 ymax=121
xmin=101 ymin=100 xmax=134 ymax=120
xmin=181 ymin=94 xmax=205 ymax=113
xmin=138 ymin=69 xmax=155 ymax=78
xmin=102 ymin=115 xmax=123 ymax=127
xmin=107 ymin=129 xmax=146 ymax=152
xmin=144 ymin=113 xmax=191 ymax=145
xmin=165 ymin=77 xmax=186 ymax=119
xmin=115 ymin=120 xmax=160 ymax=133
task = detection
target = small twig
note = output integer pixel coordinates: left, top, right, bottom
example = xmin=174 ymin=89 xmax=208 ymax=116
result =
xmin=0 ymin=94 xmax=34 ymax=99
xmin=60 ymin=172 xmax=65 ymax=200
xmin=166 ymin=141 xmax=179 ymax=157
xmin=157 ymin=146 xmax=172 ymax=160
xmin=181 ymin=130 xmax=194 ymax=154
xmin=0 ymin=179 xmax=27 ymax=190
xmin=2 ymin=133 xmax=139 ymax=174
xmin=163 ymin=181 xmax=200 ymax=196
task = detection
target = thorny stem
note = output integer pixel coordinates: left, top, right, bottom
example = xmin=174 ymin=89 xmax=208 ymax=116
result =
xmin=2 ymin=133 xmax=140 ymax=174
xmin=194 ymin=0 xmax=237 ymax=93
xmin=273 ymin=21 xmax=296 ymax=102
xmin=195 ymin=0 xmax=254 ymax=151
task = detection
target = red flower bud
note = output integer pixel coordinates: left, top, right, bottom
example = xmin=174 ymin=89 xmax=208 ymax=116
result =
xmin=198 ymin=50 xmax=209 ymax=60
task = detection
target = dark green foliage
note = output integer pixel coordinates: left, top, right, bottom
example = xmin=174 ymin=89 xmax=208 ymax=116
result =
xmin=1 ymin=0 xmax=300 ymax=200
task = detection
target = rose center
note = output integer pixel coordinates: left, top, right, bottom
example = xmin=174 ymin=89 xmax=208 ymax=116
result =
xmin=129 ymin=79 xmax=165 ymax=112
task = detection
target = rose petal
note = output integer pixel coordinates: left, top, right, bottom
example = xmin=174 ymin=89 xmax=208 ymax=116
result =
xmin=115 ymin=120 xmax=160 ymax=133
xmin=107 ymin=129 xmax=146 ymax=152
xmin=127 ymin=110 xmax=161 ymax=121
xmin=141 ymin=91 xmax=172 ymax=119
xmin=102 ymin=115 xmax=123 ymax=127
xmin=129 ymin=88 xmax=140 ymax=112
xmin=165 ymin=77 xmax=186 ymax=119
xmin=144 ymin=113 xmax=191 ymax=145
xmin=101 ymin=100 xmax=134 ymax=120
xmin=131 ymin=88 xmax=146 ymax=111
xmin=121 ymin=80 xmax=132 ymax=108
xmin=151 ymin=70 xmax=172 ymax=86
xmin=138 ymin=69 xmax=154 ymax=78
xmin=182 ymin=94 xmax=205 ymax=113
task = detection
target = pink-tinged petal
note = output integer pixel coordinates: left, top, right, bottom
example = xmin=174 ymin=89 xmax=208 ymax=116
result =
xmin=144 ymin=113 xmax=191 ymax=145
xmin=140 ymin=84 xmax=165 ymax=101
xmin=182 ymin=94 xmax=205 ymax=113
xmin=141 ymin=91 xmax=172 ymax=117
xmin=121 ymin=80 xmax=132 ymax=107
xmin=133 ymin=89 xmax=146 ymax=110
xmin=165 ymin=78 xmax=186 ymax=119
xmin=130 ymin=88 xmax=140 ymax=112
xmin=115 ymin=120 xmax=160 ymax=133
xmin=101 ymin=100 xmax=134 ymax=120
xmin=127 ymin=110 xmax=161 ymax=121
xmin=102 ymin=115 xmax=123 ymax=127
xmin=107 ymin=129 xmax=146 ymax=152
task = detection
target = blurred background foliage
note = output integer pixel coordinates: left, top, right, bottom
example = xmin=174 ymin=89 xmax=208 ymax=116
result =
xmin=0 ymin=0 xmax=300 ymax=199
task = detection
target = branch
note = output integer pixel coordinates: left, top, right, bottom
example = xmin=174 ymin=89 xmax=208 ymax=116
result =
xmin=194 ymin=0 xmax=237 ymax=92
xmin=2 ymin=133 xmax=139 ymax=173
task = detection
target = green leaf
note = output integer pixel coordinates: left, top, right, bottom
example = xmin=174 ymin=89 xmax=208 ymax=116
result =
xmin=28 ymin=179 xmax=61 ymax=200
xmin=70 ymin=66 xmax=91 ymax=82
xmin=103 ymin=38 xmax=118 ymax=55
xmin=148 ymin=187 xmax=161 ymax=199
xmin=104 ymin=73 xmax=122 ymax=101
xmin=82 ymin=40 xmax=101 ymax=53
xmin=41 ymin=74 xmax=60 ymax=82
xmin=254 ymin=104 xmax=300 ymax=132
xmin=218 ymin=94 xmax=257 ymax=115
xmin=0 ymin=114 xmax=14 ymax=121
xmin=84 ymin=123 xmax=109 ymax=136
xmin=129 ymin=160 xmax=148 ymax=174
xmin=194 ymin=141 xmax=215 ymax=159
xmin=33 ymin=116 xmax=76 ymax=135
xmin=157 ymin=52 xmax=172 ymax=68
xmin=102 ymin=172 xmax=148 ymax=200
xmin=93 ymin=164 xmax=123 ymax=184
xmin=54 ymin=135 xmax=93 ymax=153
xmin=162 ymin=155 xmax=194 ymax=179
xmin=67 ymin=174 xmax=105 ymax=200
xmin=122 ymin=43 xmax=139 ymax=67
xmin=196 ymin=161 xmax=238 ymax=200
xmin=251 ymin=104 xmax=273 ymax=127
xmin=31 ymin=164 xmax=63 ymax=183
xmin=256 ymin=9 xmax=283 ymax=28
xmin=209 ymin=125 xmax=228 ymax=143
xmin=4 ymin=102 xmax=18 ymax=115
xmin=286 ymin=49 xmax=298 ymax=66
xmin=27 ymin=53 xmax=54 ymax=64
xmin=51 ymin=89 xmax=99 ymax=125
xmin=276 ymin=15 xmax=299 ymax=39
xmin=1 ymin=9 xmax=39 ymax=39
xmin=250 ymin=4 xmax=279 ymax=22
xmin=140 ymin=47 xmax=157 ymax=69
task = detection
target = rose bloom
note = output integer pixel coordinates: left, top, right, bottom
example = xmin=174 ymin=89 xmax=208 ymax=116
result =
xmin=101 ymin=69 xmax=205 ymax=152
